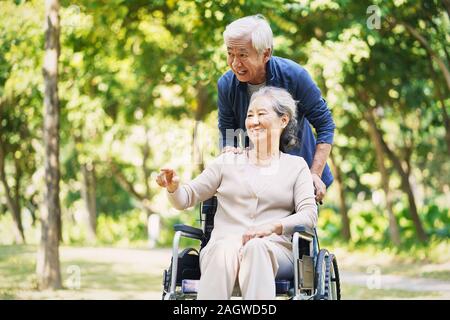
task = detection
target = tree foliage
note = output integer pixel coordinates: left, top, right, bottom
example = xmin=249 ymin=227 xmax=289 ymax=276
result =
xmin=0 ymin=0 xmax=448 ymax=248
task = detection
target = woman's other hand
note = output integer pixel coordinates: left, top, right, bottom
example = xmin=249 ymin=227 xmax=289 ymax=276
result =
xmin=156 ymin=168 xmax=180 ymax=193
xmin=242 ymin=222 xmax=282 ymax=245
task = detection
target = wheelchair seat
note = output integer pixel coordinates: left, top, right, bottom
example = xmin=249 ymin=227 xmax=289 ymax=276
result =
xmin=181 ymin=279 xmax=292 ymax=295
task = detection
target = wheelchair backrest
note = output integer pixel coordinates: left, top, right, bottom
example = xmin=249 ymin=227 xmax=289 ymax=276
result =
xmin=199 ymin=196 xmax=217 ymax=249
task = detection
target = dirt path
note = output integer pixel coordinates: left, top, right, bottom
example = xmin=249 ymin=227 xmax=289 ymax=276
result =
xmin=100 ymin=247 xmax=450 ymax=298
xmin=150 ymin=248 xmax=450 ymax=299
xmin=340 ymin=270 xmax=450 ymax=294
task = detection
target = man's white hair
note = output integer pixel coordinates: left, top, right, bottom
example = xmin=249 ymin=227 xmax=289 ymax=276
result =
xmin=223 ymin=14 xmax=273 ymax=55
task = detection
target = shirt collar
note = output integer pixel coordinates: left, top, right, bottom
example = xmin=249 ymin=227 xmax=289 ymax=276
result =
xmin=265 ymin=57 xmax=275 ymax=84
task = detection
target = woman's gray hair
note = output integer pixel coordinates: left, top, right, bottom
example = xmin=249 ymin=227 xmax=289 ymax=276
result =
xmin=250 ymin=86 xmax=299 ymax=152
xmin=223 ymin=14 xmax=273 ymax=55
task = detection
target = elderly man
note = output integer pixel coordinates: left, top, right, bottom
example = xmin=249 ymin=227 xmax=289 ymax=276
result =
xmin=218 ymin=14 xmax=335 ymax=201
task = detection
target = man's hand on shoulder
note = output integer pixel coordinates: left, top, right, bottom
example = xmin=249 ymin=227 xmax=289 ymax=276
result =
xmin=222 ymin=146 xmax=244 ymax=154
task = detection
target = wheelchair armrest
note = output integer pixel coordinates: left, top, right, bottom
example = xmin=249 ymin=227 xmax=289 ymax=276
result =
xmin=174 ymin=224 xmax=204 ymax=240
xmin=293 ymin=225 xmax=315 ymax=239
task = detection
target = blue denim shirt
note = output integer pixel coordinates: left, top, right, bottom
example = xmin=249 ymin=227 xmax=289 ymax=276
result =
xmin=217 ymin=56 xmax=335 ymax=187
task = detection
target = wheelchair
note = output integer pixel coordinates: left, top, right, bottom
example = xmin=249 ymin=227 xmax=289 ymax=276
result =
xmin=162 ymin=196 xmax=341 ymax=300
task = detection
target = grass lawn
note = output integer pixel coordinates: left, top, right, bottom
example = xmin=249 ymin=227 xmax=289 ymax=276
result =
xmin=1 ymin=244 xmax=449 ymax=300
xmin=332 ymin=243 xmax=450 ymax=281
xmin=0 ymin=245 xmax=167 ymax=300
xmin=341 ymin=284 xmax=443 ymax=300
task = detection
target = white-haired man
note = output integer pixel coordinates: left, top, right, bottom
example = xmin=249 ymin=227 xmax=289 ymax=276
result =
xmin=218 ymin=14 xmax=335 ymax=201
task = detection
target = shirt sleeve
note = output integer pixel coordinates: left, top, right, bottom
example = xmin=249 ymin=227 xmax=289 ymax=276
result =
xmin=295 ymin=67 xmax=335 ymax=145
xmin=217 ymin=76 xmax=237 ymax=148
xmin=279 ymin=158 xmax=318 ymax=235
xmin=167 ymin=158 xmax=222 ymax=210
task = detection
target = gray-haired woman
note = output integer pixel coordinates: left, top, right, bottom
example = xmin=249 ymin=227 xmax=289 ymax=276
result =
xmin=156 ymin=86 xmax=317 ymax=300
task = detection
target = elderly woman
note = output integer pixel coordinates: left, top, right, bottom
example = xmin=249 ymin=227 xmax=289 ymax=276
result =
xmin=156 ymin=86 xmax=317 ymax=300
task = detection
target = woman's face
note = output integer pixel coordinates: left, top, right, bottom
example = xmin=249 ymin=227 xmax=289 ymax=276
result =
xmin=245 ymin=96 xmax=289 ymax=149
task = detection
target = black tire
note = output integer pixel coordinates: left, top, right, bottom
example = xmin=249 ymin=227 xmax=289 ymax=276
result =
xmin=162 ymin=268 xmax=171 ymax=299
xmin=314 ymin=249 xmax=329 ymax=300
xmin=329 ymin=254 xmax=341 ymax=300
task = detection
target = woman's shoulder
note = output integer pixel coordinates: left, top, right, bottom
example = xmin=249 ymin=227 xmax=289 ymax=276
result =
xmin=209 ymin=152 xmax=247 ymax=167
xmin=208 ymin=152 xmax=308 ymax=172
xmin=281 ymin=152 xmax=309 ymax=170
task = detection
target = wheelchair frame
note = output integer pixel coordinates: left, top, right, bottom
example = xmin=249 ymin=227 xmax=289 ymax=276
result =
xmin=162 ymin=197 xmax=341 ymax=300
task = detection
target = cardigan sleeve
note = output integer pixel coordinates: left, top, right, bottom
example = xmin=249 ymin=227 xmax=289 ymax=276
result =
xmin=167 ymin=157 xmax=222 ymax=210
xmin=279 ymin=158 xmax=318 ymax=235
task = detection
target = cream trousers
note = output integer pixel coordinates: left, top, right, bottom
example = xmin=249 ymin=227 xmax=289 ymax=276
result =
xmin=197 ymin=236 xmax=294 ymax=300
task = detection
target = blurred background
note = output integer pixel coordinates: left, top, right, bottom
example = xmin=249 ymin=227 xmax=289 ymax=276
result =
xmin=0 ymin=0 xmax=449 ymax=299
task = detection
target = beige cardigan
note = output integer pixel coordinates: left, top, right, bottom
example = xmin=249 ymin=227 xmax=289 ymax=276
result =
xmin=167 ymin=152 xmax=318 ymax=251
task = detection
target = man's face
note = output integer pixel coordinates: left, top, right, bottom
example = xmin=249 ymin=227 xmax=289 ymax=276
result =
xmin=226 ymin=37 xmax=270 ymax=84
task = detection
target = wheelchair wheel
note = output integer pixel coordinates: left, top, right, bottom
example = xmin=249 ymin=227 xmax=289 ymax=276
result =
xmin=314 ymin=249 xmax=329 ymax=300
xmin=314 ymin=249 xmax=341 ymax=300
xmin=329 ymin=254 xmax=341 ymax=300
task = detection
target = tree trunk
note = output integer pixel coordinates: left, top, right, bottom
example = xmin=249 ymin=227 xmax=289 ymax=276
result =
xmin=109 ymin=158 xmax=161 ymax=247
xmin=442 ymin=102 xmax=450 ymax=154
xmin=109 ymin=159 xmax=156 ymax=214
xmin=329 ymin=151 xmax=351 ymax=241
xmin=192 ymin=84 xmax=209 ymax=174
xmin=141 ymin=129 xmax=160 ymax=247
xmin=37 ymin=0 xmax=62 ymax=290
xmin=25 ymin=193 xmax=38 ymax=226
xmin=365 ymin=108 xmax=428 ymax=242
xmin=364 ymin=110 xmax=401 ymax=246
xmin=442 ymin=0 xmax=450 ymax=19
xmin=0 ymin=138 xmax=25 ymax=244
xmin=192 ymin=120 xmax=204 ymax=172
xmin=13 ymin=157 xmax=25 ymax=243
xmin=81 ymin=161 xmax=97 ymax=243
xmin=427 ymin=53 xmax=450 ymax=154
xmin=142 ymin=127 xmax=154 ymax=216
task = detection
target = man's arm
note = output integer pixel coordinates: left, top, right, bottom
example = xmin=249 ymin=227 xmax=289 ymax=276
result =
xmin=217 ymin=77 xmax=237 ymax=149
xmin=295 ymin=68 xmax=335 ymax=153
xmin=310 ymin=143 xmax=332 ymax=202
xmin=295 ymin=67 xmax=335 ymax=201
xmin=310 ymin=143 xmax=332 ymax=178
